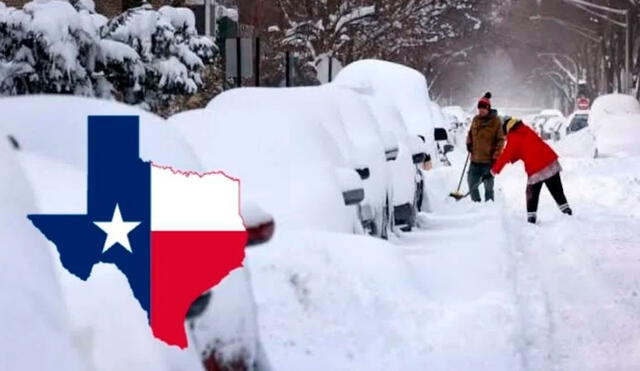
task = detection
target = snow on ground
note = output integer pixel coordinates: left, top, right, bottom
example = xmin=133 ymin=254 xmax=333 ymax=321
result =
xmin=249 ymin=143 xmax=640 ymax=370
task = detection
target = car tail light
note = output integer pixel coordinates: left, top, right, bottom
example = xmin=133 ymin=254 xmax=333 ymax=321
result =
xmin=246 ymin=220 xmax=275 ymax=247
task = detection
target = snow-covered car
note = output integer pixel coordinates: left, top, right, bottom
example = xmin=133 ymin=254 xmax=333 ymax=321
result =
xmin=0 ymin=135 xmax=87 ymax=371
xmin=358 ymin=94 xmax=425 ymax=231
xmin=532 ymin=109 xmax=564 ymax=137
xmin=565 ymin=110 xmax=590 ymax=135
xmin=443 ymin=105 xmax=468 ymax=129
xmin=541 ymin=116 xmax=567 ymax=141
xmin=428 ymin=102 xmax=455 ymax=166
xmin=176 ymin=88 xmax=371 ymax=235
xmin=319 ymin=85 xmax=395 ymax=238
xmin=0 ymin=95 xmax=274 ymax=371
xmin=333 ymin=59 xmax=437 ymax=166
xmin=588 ymin=94 xmax=640 ymax=157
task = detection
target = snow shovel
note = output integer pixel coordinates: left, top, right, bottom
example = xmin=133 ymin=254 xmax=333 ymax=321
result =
xmin=450 ymin=172 xmax=493 ymax=201
xmin=449 ymin=153 xmax=470 ymax=199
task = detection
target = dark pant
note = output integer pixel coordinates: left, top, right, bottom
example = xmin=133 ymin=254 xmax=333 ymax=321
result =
xmin=526 ymin=172 xmax=570 ymax=218
xmin=468 ymin=162 xmax=494 ymax=202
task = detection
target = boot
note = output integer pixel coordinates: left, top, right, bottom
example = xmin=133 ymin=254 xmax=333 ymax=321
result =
xmin=527 ymin=216 xmax=537 ymax=224
xmin=560 ymin=204 xmax=573 ymax=216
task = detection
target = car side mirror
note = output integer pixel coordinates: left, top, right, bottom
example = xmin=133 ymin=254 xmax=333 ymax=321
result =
xmin=443 ymin=144 xmax=454 ymax=154
xmin=335 ymin=167 xmax=366 ymax=206
xmin=412 ymin=152 xmax=427 ymax=164
xmin=434 ymin=128 xmax=448 ymax=141
xmin=381 ymin=131 xmax=399 ymax=161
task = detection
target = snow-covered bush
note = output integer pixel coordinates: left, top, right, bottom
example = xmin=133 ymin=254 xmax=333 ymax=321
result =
xmin=0 ymin=0 xmax=217 ymax=111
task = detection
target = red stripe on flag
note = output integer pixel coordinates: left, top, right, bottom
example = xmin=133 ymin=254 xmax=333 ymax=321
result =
xmin=150 ymin=230 xmax=247 ymax=347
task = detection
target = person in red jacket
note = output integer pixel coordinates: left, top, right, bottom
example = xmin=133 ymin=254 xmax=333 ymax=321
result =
xmin=487 ymin=116 xmax=572 ymax=224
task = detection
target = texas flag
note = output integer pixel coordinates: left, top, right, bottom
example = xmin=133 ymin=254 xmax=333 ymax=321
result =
xmin=29 ymin=116 xmax=247 ymax=348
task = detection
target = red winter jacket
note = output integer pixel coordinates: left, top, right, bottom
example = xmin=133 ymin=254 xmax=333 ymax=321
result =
xmin=491 ymin=122 xmax=559 ymax=177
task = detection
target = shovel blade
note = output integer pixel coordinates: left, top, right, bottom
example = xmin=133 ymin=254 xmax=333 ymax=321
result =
xmin=449 ymin=192 xmax=465 ymax=201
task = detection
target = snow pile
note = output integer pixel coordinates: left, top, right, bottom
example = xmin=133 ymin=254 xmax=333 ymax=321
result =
xmin=552 ymin=129 xmax=597 ymax=158
xmin=247 ymin=231 xmax=437 ymax=371
xmin=333 ymin=59 xmax=436 ymax=154
xmin=0 ymin=138 xmax=86 ymax=371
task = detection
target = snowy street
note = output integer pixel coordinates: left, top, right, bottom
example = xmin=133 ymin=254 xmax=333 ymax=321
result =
xmin=248 ymin=148 xmax=640 ymax=371
xmin=4 ymin=1 xmax=640 ymax=370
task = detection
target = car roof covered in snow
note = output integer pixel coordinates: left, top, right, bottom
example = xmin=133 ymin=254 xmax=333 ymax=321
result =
xmin=0 ymin=95 xmax=202 ymax=173
xmin=174 ymin=88 xmax=355 ymax=232
xmin=589 ymin=94 xmax=640 ymax=129
xmin=333 ymin=59 xmax=435 ymax=152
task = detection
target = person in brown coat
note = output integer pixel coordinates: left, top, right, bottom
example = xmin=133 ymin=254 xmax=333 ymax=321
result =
xmin=466 ymin=92 xmax=505 ymax=202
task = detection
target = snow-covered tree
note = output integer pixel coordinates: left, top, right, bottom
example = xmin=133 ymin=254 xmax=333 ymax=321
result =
xmin=0 ymin=0 xmax=217 ymax=111
xmin=260 ymin=0 xmax=508 ymax=84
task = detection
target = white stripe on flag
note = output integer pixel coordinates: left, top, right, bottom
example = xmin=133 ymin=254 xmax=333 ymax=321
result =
xmin=151 ymin=165 xmax=245 ymax=231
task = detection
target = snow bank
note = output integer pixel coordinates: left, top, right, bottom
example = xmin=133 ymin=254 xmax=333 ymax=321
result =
xmin=247 ymin=231 xmax=436 ymax=371
xmin=0 ymin=139 xmax=86 ymax=371
xmin=334 ymin=59 xmax=436 ymax=154
xmin=552 ymin=129 xmax=597 ymax=158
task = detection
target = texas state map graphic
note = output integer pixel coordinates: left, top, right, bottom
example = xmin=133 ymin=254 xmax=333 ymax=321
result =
xmin=29 ymin=116 xmax=247 ymax=348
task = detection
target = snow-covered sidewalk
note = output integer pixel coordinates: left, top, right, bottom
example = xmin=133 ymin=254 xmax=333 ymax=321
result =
xmin=247 ymin=150 xmax=640 ymax=370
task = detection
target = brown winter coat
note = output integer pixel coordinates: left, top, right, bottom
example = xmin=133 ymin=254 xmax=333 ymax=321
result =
xmin=466 ymin=110 xmax=505 ymax=164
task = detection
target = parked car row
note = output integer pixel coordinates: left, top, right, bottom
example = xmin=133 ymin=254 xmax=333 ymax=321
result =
xmin=171 ymin=60 xmax=451 ymax=240
xmin=0 ymin=59 xmax=454 ymax=371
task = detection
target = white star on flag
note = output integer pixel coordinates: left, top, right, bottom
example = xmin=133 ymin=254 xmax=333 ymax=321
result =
xmin=94 ymin=204 xmax=141 ymax=253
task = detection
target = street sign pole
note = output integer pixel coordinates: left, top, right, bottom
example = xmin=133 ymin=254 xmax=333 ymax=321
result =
xmin=255 ymin=37 xmax=261 ymax=87
xmin=236 ymin=37 xmax=242 ymax=88
xmin=625 ymin=10 xmax=631 ymax=93
xmin=285 ymin=51 xmax=291 ymax=87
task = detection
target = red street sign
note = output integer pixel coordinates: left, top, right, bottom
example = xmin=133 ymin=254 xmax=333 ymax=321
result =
xmin=577 ymin=98 xmax=590 ymax=110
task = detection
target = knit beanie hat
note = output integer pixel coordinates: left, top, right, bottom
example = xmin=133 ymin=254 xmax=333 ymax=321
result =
xmin=477 ymin=92 xmax=492 ymax=109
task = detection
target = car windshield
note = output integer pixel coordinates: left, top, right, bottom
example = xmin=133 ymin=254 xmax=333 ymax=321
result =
xmin=567 ymin=114 xmax=589 ymax=134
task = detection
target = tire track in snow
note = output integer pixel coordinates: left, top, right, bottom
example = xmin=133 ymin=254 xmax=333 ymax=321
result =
xmin=398 ymin=205 xmax=526 ymax=371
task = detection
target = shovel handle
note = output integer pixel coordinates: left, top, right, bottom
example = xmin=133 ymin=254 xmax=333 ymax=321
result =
xmin=455 ymin=153 xmax=471 ymax=192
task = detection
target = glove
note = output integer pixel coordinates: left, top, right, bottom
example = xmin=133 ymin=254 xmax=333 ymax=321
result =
xmin=467 ymin=143 xmax=473 ymax=153
xmin=481 ymin=172 xmax=494 ymax=181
